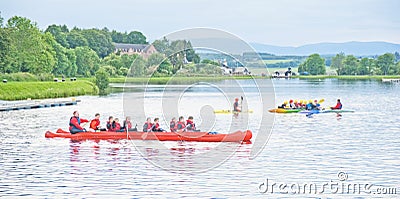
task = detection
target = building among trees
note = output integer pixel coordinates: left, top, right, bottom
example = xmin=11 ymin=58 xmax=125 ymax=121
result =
xmin=114 ymin=43 xmax=157 ymax=59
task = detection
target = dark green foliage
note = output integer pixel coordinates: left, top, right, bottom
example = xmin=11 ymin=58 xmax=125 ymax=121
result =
xmin=298 ymin=54 xmax=326 ymax=75
xmin=95 ymin=67 xmax=109 ymax=95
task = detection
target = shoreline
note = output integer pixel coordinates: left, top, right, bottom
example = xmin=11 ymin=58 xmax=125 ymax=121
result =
xmin=1 ymin=75 xmax=399 ymax=101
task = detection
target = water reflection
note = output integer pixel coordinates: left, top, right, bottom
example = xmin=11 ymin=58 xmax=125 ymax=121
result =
xmin=0 ymin=79 xmax=399 ymax=197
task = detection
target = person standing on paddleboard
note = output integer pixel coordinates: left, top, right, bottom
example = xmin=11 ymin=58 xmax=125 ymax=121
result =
xmin=233 ymin=98 xmax=241 ymax=112
xmin=69 ymin=111 xmax=89 ymax=134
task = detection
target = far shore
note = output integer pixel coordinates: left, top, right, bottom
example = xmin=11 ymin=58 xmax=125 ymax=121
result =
xmin=1 ymin=75 xmax=399 ymax=101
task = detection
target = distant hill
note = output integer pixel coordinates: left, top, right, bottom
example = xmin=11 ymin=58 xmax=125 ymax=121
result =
xmin=250 ymin=41 xmax=400 ymax=56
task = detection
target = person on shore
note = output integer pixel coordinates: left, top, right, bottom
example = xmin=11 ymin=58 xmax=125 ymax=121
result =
xmin=106 ymin=116 xmax=115 ymax=131
xmin=233 ymin=98 xmax=241 ymax=112
xmin=186 ymin=116 xmax=197 ymax=131
xmin=112 ymin=118 xmax=124 ymax=132
xmin=177 ymin=116 xmax=186 ymax=132
xmin=123 ymin=116 xmax=137 ymax=131
xmin=89 ymin=113 xmax=101 ymax=132
xmin=170 ymin=117 xmax=177 ymax=132
xmin=69 ymin=111 xmax=89 ymax=134
xmin=331 ymin=99 xmax=342 ymax=110
xmin=152 ymin=118 xmax=166 ymax=132
xmin=143 ymin=117 xmax=153 ymax=132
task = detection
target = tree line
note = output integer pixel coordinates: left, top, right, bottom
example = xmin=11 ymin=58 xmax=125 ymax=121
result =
xmin=0 ymin=15 xmax=217 ymax=80
xmin=298 ymin=53 xmax=400 ymax=75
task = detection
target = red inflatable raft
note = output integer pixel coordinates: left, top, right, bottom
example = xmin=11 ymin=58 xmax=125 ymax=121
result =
xmin=45 ymin=129 xmax=252 ymax=143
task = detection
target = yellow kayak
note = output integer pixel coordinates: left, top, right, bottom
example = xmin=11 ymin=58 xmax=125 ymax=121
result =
xmin=213 ymin=109 xmax=254 ymax=114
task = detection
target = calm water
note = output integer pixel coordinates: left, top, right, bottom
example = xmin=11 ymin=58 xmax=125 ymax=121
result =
xmin=1 ymin=79 xmax=399 ymax=198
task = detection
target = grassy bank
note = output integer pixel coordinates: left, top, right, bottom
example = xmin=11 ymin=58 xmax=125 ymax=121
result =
xmin=0 ymin=80 xmax=98 ymax=101
xmin=103 ymin=76 xmax=257 ymax=84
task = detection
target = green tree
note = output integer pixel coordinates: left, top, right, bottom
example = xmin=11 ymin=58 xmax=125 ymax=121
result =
xmin=128 ymin=56 xmax=146 ymax=77
xmin=5 ymin=16 xmax=56 ymax=74
xmin=298 ymin=54 xmax=326 ymax=75
xmin=100 ymin=65 xmax=117 ymax=77
xmin=395 ymin=62 xmax=400 ymax=75
xmin=152 ymin=37 xmax=169 ymax=53
xmin=74 ymin=46 xmax=100 ymax=76
xmin=376 ymin=53 xmax=395 ymax=75
xmin=342 ymin=55 xmax=359 ymax=75
xmin=394 ymin=52 xmax=400 ymax=62
xmin=331 ymin=53 xmax=345 ymax=75
xmin=125 ymin=31 xmax=147 ymax=44
xmin=48 ymin=36 xmax=70 ymax=75
xmin=45 ymin=24 xmax=69 ymax=48
xmin=147 ymin=53 xmax=166 ymax=67
xmin=95 ymin=67 xmax=109 ymax=95
xmin=0 ymin=27 xmax=12 ymax=73
xmin=66 ymin=30 xmax=88 ymax=48
xmin=111 ymin=30 xmax=125 ymax=43
xmin=65 ymin=49 xmax=77 ymax=76
xmin=120 ymin=54 xmax=138 ymax=69
xmin=102 ymin=54 xmax=123 ymax=69
xmin=81 ymin=29 xmax=114 ymax=58
xmin=359 ymin=57 xmax=374 ymax=75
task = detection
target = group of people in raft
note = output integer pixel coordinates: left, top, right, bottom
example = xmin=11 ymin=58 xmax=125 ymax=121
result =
xmin=277 ymin=99 xmax=342 ymax=110
xmin=69 ymin=111 xmax=199 ymax=134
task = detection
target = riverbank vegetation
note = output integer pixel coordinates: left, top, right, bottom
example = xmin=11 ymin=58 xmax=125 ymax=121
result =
xmin=0 ymin=81 xmax=98 ymax=101
xmin=1 ymin=14 xmax=400 ymax=101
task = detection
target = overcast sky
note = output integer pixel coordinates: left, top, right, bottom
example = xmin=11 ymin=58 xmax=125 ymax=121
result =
xmin=1 ymin=0 xmax=399 ymax=46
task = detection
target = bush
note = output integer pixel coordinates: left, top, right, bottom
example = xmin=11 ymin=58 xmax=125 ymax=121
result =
xmin=95 ymin=68 xmax=109 ymax=95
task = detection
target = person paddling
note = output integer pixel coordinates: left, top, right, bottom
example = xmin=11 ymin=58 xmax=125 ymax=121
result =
xmin=331 ymin=99 xmax=342 ymax=110
xmin=123 ymin=116 xmax=137 ymax=131
xmin=233 ymin=98 xmax=241 ymax=112
xmin=177 ymin=116 xmax=186 ymax=132
xmin=112 ymin=118 xmax=125 ymax=132
xmin=143 ymin=117 xmax=153 ymax=132
xmin=89 ymin=113 xmax=102 ymax=132
xmin=69 ymin=111 xmax=89 ymax=134
xmin=170 ymin=117 xmax=177 ymax=132
xmin=152 ymin=118 xmax=166 ymax=132
xmin=106 ymin=116 xmax=115 ymax=131
xmin=186 ymin=116 xmax=197 ymax=131
xmin=278 ymin=101 xmax=288 ymax=109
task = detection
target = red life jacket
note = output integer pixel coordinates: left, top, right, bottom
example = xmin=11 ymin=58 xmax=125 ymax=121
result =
xmin=333 ymin=102 xmax=342 ymax=109
xmin=90 ymin=119 xmax=100 ymax=130
xmin=177 ymin=121 xmax=186 ymax=130
xmin=114 ymin=122 xmax=121 ymax=131
xmin=143 ymin=121 xmax=153 ymax=132
xmin=124 ymin=121 xmax=132 ymax=129
xmin=170 ymin=121 xmax=177 ymax=132
xmin=106 ymin=121 xmax=113 ymax=131
xmin=69 ymin=116 xmax=82 ymax=131
xmin=186 ymin=120 xmax=195 ymax=130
